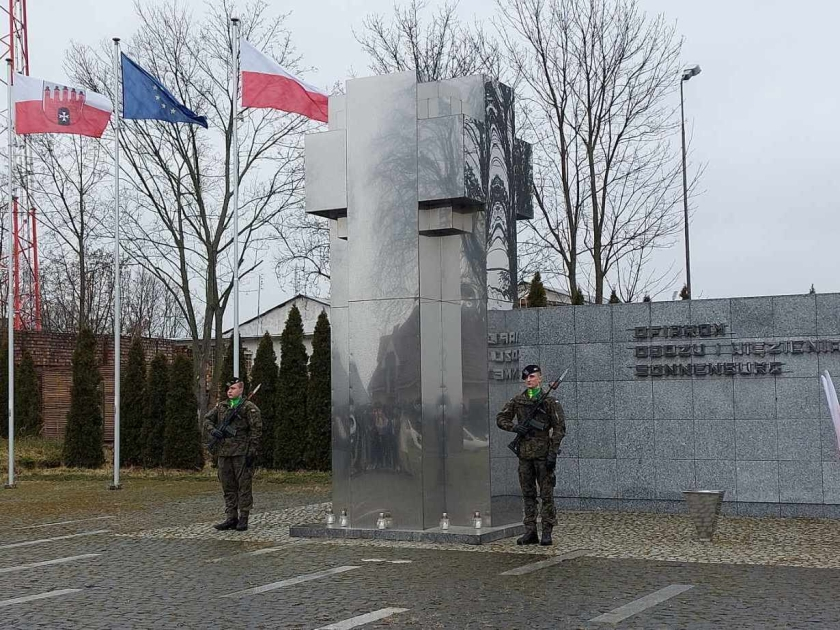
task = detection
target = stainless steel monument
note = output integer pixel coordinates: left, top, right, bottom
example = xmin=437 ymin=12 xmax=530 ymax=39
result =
xmin=305 ymin=71 xmax=531 ymax=531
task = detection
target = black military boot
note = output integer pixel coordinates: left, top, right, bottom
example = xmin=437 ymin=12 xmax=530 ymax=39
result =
xmin=540 ymin=526 xmax=553 ymax=546
xmin=517 ymin=529 xmax=539 ymax=545
xmin=236 ymin=512 xmax=249 ymax=531
xmin=213 ymin=515 xmax=238 ymax=531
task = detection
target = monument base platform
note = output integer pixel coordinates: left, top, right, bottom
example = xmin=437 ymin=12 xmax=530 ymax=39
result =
xmin=289 ymin=522 xmax=525 ymax=545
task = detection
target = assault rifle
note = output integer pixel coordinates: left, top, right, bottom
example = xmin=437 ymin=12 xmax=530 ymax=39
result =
xmin=207 ymin=383 xmax=261 ymax=454
xmin=507 ymin=369 xmax=568 ymax=457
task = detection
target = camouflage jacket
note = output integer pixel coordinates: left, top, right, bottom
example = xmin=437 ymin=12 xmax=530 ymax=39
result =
xmin=496 ymin=390 xmax=565 ymax=459
xmin=203 ymin=399 xmax=262 ymax=457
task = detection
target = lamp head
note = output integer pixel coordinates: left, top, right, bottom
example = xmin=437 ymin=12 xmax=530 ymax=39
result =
xmin=682 ymin=65 xmax=702 ymax=81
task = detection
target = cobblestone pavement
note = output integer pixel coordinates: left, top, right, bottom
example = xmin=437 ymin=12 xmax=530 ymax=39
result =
xmin=3 ymin=488 xmax=840 ymax=629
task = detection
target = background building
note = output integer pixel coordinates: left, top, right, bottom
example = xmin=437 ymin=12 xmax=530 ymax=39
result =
xmin=517 ymin=280 xmax=576 ymax=307
xmin=224 ymin=294 xmax=330 ymax=363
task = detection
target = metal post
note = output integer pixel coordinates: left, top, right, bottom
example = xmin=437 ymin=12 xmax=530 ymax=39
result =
xmin=11 ymin=196 xmax=17 ymax=327
xmin=110 ymin=37 xmax=122 ymax=490
xmin=680 ymin=78 xmax=691 ymax=299
xmin=231 ymin=18 xmax=240 ymax=378
xmin=5 ymin=57 xmax=14 ymax=489
xmin=29 ymin=204 xmax=39 ymax=330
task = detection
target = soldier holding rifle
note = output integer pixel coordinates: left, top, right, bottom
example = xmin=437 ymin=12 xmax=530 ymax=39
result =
xmin=496 ymin=364 xmax=566 ymax=546
xmin=204 ymin=378 xmax=262 ymax=532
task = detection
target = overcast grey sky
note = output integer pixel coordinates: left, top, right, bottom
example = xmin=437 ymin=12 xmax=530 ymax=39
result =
xmin=29 ymin=0 xmax=840 ymax=319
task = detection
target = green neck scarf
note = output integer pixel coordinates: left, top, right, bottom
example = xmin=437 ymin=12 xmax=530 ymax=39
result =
xmin=229 ymin=396 xmax=243 ymax=408
xmin=527 ymin=387 xmax=541 ymax=399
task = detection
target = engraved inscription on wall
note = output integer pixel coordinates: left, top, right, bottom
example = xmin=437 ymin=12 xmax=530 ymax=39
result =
xmin=633 ymin=323 xmax=840 ymax=377
xmin=488 ymin=332 xmax=520 ymax=381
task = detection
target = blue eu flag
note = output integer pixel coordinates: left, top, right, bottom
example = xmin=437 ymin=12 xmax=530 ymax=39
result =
xmin=121 ymin=53 xmax=207 ymax=128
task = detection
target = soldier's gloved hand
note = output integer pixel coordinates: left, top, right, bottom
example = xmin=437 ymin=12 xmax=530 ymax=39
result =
xmin=513 ymin=423 xmax=530 ymax=437
xmin=245 ymin=453 xmax=255 ymax=468
xmin=210 ymin=428 xmax=224 ymax=440
xmin=545 ymin=451 xmax=557 ymax=471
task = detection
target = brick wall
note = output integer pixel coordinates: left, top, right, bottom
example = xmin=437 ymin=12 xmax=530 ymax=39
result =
xmin=12 ymin=331 xmax=186 ymax=442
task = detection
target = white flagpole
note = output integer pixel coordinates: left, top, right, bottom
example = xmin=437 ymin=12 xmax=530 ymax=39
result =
xmin=231 ymin=18 xmax=240 ymax=378
xmin=5 ymin=58 xmax=14 ymax=489
xmin=111 ymin=38 xmax=122 ymax=490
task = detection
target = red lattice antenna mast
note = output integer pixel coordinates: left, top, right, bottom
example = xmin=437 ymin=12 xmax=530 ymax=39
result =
xmin=1 ymin=0 xmax=40 ymax=331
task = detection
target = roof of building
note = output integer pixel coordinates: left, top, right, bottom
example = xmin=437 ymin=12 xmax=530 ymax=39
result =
xmin=223 ymin=293 xmax=328 ymax=335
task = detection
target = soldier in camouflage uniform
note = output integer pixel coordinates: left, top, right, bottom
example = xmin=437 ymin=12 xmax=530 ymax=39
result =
xmin=204 ymin=378 xmax=262 ymax=532
xmin=496 ymin=364 xmax=565 ymax=546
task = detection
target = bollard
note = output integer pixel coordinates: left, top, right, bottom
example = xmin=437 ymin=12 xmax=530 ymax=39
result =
xmin=683 ymin=490 xmax=725 ymax=542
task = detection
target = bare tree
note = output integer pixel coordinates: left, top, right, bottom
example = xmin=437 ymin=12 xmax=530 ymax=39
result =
xmin=356 ymin=0 xmax=500 ymax=82
xmin=38 ymin=248 xmax=183 ymax=336
xmin=274 ymin=209 xmax=330 ymax=296
xmin=611 ymin=245 xmax=678 ymax=303
xmin=498 ymin=0 xmax=695 ymax=303
xmin=29 ymin=134 xmax=110 ymax=330
xmin=120 ymin=265 xmax=185 ymax=339
xmin=65 ymin=0 xmax=308 ymax=412
xmin=39 ymin=249 xmax=114 ymax=334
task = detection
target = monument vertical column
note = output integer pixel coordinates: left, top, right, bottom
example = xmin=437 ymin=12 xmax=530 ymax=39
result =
xmin=328 ymin=216 xmax=351 ymax=518
xmin=305 ymin=72 xmax=531 ymax=531
xmin=304 ymin=93 xmax=352 ymax=521
xmin=345 ymin=72 xmax=424 ymax=529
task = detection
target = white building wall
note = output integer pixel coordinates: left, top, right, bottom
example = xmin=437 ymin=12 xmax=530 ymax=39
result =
xmin=235 ymin=296 xmax=328 ymax=368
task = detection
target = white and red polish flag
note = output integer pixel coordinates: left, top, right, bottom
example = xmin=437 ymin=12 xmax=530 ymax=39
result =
xmin=13 ymin=73 xmax=112 ymax=138
xmin=240 ymin=39 xmax=328 ymax=122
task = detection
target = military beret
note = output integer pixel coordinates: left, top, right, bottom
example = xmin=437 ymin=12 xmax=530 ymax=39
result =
xmin=521 ymin=364 xmax=541 ymax=379
xmin=225 ymin=378 xmax=244 ymax=388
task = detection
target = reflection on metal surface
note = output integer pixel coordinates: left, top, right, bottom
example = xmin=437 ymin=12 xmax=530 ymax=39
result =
xmin=514 ymin=138 xmax=533 ymax=220
xmin=306 ymin=71 xmax=531 ymax=531
xmin=446 ymin=299 xmax=490 ymax=524
xmin=304 ymin=130 xmax=347 ymax=218
xmin=349 ymin=299 xmax=423 ymax=529
xmin=418 ymin=115 xmax=485 ymax=207
xmin=330 ymin=305 xmax=350 ymax=518
xmin=329 ymin=221 xmax=348 ymax=308
xmin=328 ymin=94 xmax=346 ymax=130
xmin=484 ymin=81 xmax=517 ymax=309
xmin=329 ymin=218 xmax=350 ymax=521
xmin=347 ymin=72 xmax=419 ymax=302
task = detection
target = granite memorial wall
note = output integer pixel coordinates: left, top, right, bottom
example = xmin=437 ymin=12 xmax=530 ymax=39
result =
xmin=488 ymin=294 xmax=840 ymax=517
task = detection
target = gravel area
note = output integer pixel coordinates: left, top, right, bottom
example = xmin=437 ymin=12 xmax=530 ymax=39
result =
xmin=3 ymin=484 xmax=840 ymax=628
xmin=122 ymin=500 xmax=840 ymax=569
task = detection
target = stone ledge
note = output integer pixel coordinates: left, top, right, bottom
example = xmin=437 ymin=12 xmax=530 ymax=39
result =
xmin=289 ymin=522 xmax=525 ymax=545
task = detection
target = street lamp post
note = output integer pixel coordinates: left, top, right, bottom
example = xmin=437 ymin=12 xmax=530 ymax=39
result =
xmin=680 ymin=64 xmax=701 ymax=299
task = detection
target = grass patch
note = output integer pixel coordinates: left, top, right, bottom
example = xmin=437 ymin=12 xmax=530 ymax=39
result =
xmin=0 ymin=436 xmax=63 ymax=469
xmin=1 ymin=475 xmax=330 ymax=523
xmin=1 ymin=437 xmax=330 ymax=485
xmin=1 ymin=439 xmax=330 ymax=525
xmin=16 ymin=467 xmax=330 ymax=486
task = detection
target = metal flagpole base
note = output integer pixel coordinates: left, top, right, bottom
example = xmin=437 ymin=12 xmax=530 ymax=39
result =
xmin=108 ymin=484 xmax=122 ymax=491
xmin=4 ymin=483 xmax=17 ymax=489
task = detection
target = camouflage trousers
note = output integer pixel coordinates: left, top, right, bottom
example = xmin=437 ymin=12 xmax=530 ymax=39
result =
xmin=518 ymin=458 xmax=556 ymax=530
xmin=218 ymin=455 xmax=254 ymax=517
